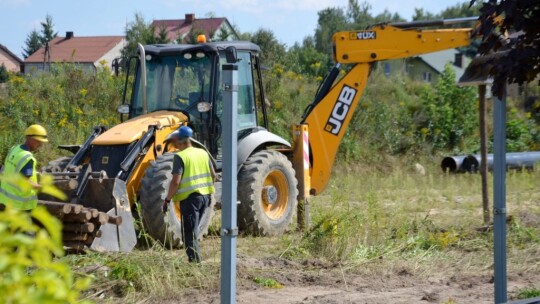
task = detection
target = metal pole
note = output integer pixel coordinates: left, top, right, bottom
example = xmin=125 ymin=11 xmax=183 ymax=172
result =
xmin=220 ymin=63 xmax=238 ymax=304
xmin=479 ymin=85 xmax=490 ymax=225
xmin=493 ymin=87 xmax=507 ymax=304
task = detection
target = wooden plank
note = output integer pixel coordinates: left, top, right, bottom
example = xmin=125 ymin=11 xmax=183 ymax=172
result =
xmin=62 ymin=222 xmax=95 ymax=233
xmin=62 ymin=232 xmax=88 ymax=242
xmin=63 ymin=211 xmax=91 ymax=222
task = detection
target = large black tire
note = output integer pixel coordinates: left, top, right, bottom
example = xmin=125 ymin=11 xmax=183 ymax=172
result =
xmin=238 ymin=151 xmax=298 ymax=236
xmin=139 ymin=153 xmax=215 ymax=248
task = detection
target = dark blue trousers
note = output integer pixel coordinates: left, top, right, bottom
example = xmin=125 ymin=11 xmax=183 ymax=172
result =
xmin=180 ymin=194 xmax=210 ymax=263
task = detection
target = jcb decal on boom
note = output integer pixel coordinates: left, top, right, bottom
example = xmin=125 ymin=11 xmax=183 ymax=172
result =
xmin=325 ymin=85 xmax=357 ymax=135
xmin=349 ymin=31 xmax=376 ymax=40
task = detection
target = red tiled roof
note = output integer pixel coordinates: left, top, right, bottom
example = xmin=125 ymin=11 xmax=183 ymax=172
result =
xmin=24 ymin=36 xmax=124 ymax=63
xmin=153 ymin=17 xmax=226 ymax=42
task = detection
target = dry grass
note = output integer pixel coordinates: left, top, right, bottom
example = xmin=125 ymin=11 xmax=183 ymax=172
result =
xmin=61 ymin=164 xmax=540 ymax=302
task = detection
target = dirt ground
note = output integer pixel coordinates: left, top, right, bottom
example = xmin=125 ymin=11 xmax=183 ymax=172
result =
xmin=141 ymin=255 xmax=539 ymax=304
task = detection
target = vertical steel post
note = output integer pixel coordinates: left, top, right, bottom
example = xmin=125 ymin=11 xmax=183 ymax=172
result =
xmin=493 ymin=87 xmax=507 ymax=304
xmin=479 ymin=85 xmax=490 ymax=225
xmin=220 ymin=64 xmax=238 ymax=304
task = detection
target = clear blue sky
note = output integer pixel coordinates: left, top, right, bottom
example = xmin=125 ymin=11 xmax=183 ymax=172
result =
xmin=0 ymin=0 xmax=466 ymax=58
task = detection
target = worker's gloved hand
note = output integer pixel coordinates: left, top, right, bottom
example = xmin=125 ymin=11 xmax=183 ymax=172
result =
xmin=162 ymin=200 xmax=170 ymax=213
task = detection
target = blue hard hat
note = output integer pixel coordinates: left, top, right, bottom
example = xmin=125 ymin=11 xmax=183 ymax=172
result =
xmin=166 ymin=126 xmax=193 ymax=142
xmin=178 ymin=126 xmax=193 ymax=138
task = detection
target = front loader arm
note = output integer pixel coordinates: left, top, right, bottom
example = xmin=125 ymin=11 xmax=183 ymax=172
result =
xmin=303 ymin=23 xmax=472 ymax=195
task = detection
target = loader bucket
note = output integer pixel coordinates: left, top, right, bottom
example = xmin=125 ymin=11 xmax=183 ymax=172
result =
xmin=80 ymin=178 xmax=137 ymax=252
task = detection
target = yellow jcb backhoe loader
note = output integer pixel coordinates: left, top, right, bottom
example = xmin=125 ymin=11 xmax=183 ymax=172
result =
xmin=40 ymin=17 xmax=477 ymax=252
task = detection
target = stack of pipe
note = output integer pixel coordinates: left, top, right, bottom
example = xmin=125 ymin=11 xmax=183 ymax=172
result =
xmin=441 ymin=151 xmax=540 ymax=173
xmin=38 ymin=200 xmax=122 ymax=251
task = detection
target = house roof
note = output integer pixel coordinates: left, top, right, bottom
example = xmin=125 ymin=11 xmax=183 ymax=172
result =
xmin=0 ymin=44 xmax=22 ymax=64
xmin=417 ymin=49 xmax=470 ymax=80
xmin=24 ymin=36 xmax=124 ymax=63
xmin=153 ymin=15 xmax=231 ymax=43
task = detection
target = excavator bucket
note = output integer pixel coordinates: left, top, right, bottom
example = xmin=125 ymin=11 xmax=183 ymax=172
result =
xmin=81 ymin=178 xmax=137 ymax=252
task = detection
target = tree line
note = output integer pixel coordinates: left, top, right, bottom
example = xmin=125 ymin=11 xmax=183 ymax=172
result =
xmin=19 ymin=0 xmax=540 ymax=96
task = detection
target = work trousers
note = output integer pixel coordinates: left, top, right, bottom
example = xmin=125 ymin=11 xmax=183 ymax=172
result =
xmin=180 ymin=193 xmax=210 ymax=263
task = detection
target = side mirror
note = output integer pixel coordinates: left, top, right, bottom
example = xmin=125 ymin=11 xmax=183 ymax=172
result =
xmin=197 ymin=102 xmax=211 ymax=113
xmin=225 ymin=46 xmax=238 ymax=63
xmin=117 ymin=104 xmax=130 ymax=114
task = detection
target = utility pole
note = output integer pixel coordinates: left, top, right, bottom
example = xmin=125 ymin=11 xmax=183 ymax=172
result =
xmin=220 ymin=63 xmax=238 ymax=304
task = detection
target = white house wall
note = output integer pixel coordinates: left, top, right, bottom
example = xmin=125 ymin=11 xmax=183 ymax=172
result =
xmin=95 ymin=38 xmax=126 ymax=70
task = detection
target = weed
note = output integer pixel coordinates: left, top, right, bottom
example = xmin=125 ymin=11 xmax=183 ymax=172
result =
xmin=253 ymin=277 xmax=284 ymax=289
xmin=516 ymin=287 xmax=540 ymax=299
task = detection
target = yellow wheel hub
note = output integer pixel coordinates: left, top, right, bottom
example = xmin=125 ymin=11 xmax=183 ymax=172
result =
xmin=262 ymin=170 xmax=289 ymax=220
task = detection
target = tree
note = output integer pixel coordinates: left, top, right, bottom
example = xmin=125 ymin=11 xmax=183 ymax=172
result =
xmin=314 ymin=7 xmax=348 ymax=65
xmin=412 ymin=8 xmax=436 ymax=21
xmin=0 ymin=64 xmax=8 ymax=83
xmin=471 ymin=0 xmax=540 ymax=97
xmin=122 ymin=13 xmax=157 ymax=58
xmin=439 ymin=2 xmax=481 ymax=19
xmin=314 ymin=1 xmax=404 ymax=67
xmin=23 ymin=30 xmax=42 ymax=59
xmin=215 ymin=27 xmax=232 ymax=42
xmin=250 ymin=28 xmax=287 ymax=67
xmin=286 ymin=37 xmax=328 ymax=77
xmin=39 ymin=14 xmax=58 ymax=45
xmin=420 ymin=65 xmax=477 ymax=150
xmin=155 ymin=25 xmax=170 ymax=44
xmin=183 ymin=28 xmax=205 ymax=44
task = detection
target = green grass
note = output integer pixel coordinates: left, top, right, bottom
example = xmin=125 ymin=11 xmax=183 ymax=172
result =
xmin=516 ymin=287 xmax=540 ymax=299
xmin=59 ymin=165 xmax=540 ymax=302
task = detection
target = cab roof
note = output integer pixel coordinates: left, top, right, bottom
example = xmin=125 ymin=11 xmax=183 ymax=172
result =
xmin=144 ymin=41 xmax=260 ymax=56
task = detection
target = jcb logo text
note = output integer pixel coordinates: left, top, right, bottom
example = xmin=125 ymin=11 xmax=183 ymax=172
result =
xmin=355 ymin=31 xmax=376 ymax=40
xmin=325 ymin=85 xmax=357 ymax=135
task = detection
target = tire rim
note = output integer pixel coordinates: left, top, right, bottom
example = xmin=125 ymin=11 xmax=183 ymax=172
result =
xmin=262 ymin=170 xmax=289 ymax=220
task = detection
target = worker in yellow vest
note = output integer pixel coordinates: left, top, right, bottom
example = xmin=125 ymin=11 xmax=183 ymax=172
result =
xmin=0 ymin=124 xmax=48 ymax=210
xmin=163 ymin=126 xmax=215 ymax=263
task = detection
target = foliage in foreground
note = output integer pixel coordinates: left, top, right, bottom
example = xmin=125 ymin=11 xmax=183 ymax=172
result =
xmin=0 ymin=205 xmax=90 ymax=303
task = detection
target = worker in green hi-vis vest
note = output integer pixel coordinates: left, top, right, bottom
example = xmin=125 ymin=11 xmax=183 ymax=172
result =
xmin=163 ymin=126 xmax=216 ymax=263
xmin=0 ymin=124 xmax=48 ymax=211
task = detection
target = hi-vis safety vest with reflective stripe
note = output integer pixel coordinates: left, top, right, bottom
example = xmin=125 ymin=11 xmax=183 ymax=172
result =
xmin=0 ymin=145 xmax=38 ymax=210
xmin=173 ymin=147 xmax=215 ymax=202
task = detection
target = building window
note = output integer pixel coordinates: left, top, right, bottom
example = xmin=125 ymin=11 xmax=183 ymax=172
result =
xmin=422 ymin=72 xmax=432 ymax=82
xmin=384 ymin=63 xmax=390 ymax=76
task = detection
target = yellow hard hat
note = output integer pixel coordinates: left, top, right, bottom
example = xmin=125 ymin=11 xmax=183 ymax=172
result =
xmin=25 ymin=124 xmax=48 ymax=142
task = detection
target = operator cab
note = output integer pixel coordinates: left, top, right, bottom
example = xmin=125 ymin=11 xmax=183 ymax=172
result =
xmin=123 ymin=41 xmax=267 ymax=160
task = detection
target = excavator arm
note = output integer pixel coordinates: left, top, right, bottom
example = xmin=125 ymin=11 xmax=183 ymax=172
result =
xmin=301 ymin=19 xmax=475 ymax=195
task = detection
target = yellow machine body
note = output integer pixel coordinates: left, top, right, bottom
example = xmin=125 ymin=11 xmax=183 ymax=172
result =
xmin=299 ymin=24 xmax=472 ymax=194
xmin=91 ymin=111 xmax=188 ymax=202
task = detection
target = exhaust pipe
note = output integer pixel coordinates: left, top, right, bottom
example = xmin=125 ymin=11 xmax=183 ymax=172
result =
xmin=441 ymin=151 xmax=540 ymax=173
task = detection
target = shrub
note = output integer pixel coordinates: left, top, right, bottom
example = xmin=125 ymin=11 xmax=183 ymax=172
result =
xmin=0 ymin=63 xmax=123 ymax=164
xmin=0 ymin=64 xmax=9 ymax=83
xmin=0 ymin=205 xmax=91 ymax=303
